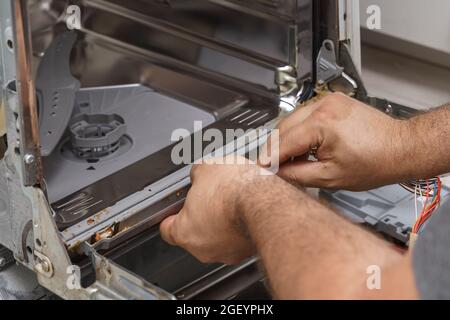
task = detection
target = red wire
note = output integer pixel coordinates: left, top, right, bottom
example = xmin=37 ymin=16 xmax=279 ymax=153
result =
xmin=421 ymin=179 xmax=441 ymax=220
xmin=414 ymin=180 xmax=430 ymax=233
xmin=414 ymin=178 xmax=442 ymax=233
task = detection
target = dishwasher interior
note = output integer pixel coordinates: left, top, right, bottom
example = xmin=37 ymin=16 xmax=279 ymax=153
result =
xmin=24 ymin=0 xmax=308 ymax=299
xmin=33 ymin=0 xmax=285 ymax=221
xmin=1 ymin=0 xmax=375 ymax=300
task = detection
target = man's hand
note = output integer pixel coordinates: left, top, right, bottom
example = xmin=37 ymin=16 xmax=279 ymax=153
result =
xmin=160 ymin=157 xmax=261 ymax=265
xmin=270 ymin=92 xmax=412 ymax=191
xmin=159 ymin=155 xmax=416 ymax=299
xmin=155 ymin=96 xmax=450 ymax=299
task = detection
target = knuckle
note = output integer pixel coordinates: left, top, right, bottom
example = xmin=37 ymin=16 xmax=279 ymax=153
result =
xmin=316 ymin=164 xmax=341 ymax=189
xmin=313 ymin=97 xmax=345 ymax=123
xmin=173 ymin=230 xmax=191 ymax=249
xmin=320 ymin=178 xmax=339 ymax=189
xmin=312 ymin=108 xmax=331 ymax=123
xmin=172 ymin=217 xmax=190 ymax=246
xmin=325 ymin=92 xmax=346 ymax=103
xmin=190 ymin=163 xmax=202 ymax=181
xmin=160 ymin=222 xmax=177 ymax=246
xmin=170 ymin=225 xmax=182 ymax=245
xmin=322 ymin=92 xmax=339 ymax=104
xmin=204 ymin=156 xmax=221 ymax=165
xmin=321 ymin=92 xmax=348 ymax=110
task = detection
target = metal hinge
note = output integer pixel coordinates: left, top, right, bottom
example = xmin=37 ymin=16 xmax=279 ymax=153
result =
xmin=316 ymin=40 xmax=358 ymax=92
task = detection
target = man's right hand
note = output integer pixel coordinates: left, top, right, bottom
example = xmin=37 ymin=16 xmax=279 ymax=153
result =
xmin=268 ymin=92 xmax=415 ymax=191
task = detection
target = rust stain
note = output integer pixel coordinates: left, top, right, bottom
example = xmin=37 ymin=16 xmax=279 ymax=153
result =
xmin=68 ymin=240 xmax=82 ymax=252
xmin=94 ymin=226 xmax=114 ymax=242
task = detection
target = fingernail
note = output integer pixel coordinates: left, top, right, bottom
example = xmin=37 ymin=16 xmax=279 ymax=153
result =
xmin=258 ymin=150 xmax=272 ymax=167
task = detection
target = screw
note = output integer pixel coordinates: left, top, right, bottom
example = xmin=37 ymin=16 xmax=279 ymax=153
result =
xmin=24 ymin=154 xmax=35 ymax=165
xmin=40 ymin=260 xmax=50 ymax=273
xmin=385 ymin=104 xmax=393 ymax=114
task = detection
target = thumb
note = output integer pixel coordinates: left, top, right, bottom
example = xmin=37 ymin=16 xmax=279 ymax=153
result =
xmin=278 ymin=160 xmax=328 ymax=188
xmin=160 ymin=214 xmax=178 ymax=246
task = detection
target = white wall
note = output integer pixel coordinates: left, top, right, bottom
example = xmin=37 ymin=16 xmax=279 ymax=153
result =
xmin=358 ymin=0 xmax=450 ymax=109
xmin=359 ymin=0 xmax=450 ymax=55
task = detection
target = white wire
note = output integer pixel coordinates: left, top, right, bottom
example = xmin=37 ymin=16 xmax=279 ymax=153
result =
xmin=414 ymin=184 xmax=419 ymax=221
xmin=419 ymin=184 xmax=425 ymax=208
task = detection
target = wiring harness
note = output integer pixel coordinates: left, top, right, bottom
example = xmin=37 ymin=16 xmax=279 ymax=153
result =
xmin=400 ymin=178 xmax=442 ymax=245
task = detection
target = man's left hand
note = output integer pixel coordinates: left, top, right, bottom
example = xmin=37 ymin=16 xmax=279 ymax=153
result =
xmin=159 ymin=157 xmax=259 ymax=265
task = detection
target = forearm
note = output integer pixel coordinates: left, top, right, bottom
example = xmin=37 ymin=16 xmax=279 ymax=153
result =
xmin=397 ymin=104 xmax=450 ymax=180
xmin=407 ymin=105 xmax=450 ymax=179
xmin=238 ymin=176 xmax=411 ymax=299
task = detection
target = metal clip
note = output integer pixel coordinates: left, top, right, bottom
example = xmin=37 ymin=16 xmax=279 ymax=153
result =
xmin=34 ymin=250 xmax=54 ymax=278
xmin=316 ymin=40 xmax=358 ymax=92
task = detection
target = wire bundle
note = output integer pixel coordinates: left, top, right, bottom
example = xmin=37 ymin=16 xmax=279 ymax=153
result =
xmin=400 ymin=178 xmax=442 ymax=235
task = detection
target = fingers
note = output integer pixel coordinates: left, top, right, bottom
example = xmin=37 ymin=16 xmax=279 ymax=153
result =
xmin=277 ymin=100 xmax=323 ymax=137
xmin=277 ymin=118 xmax=321 ymax=164
xmin=260 ymin=103 xmax=322 ymax=167
xmin=190 ymin=163 xmax=201 ymax=183
xmin=278 ymin=159 xmax=329 ymax=188
xmin=160 ymin=213 xmax=179 ymax=246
